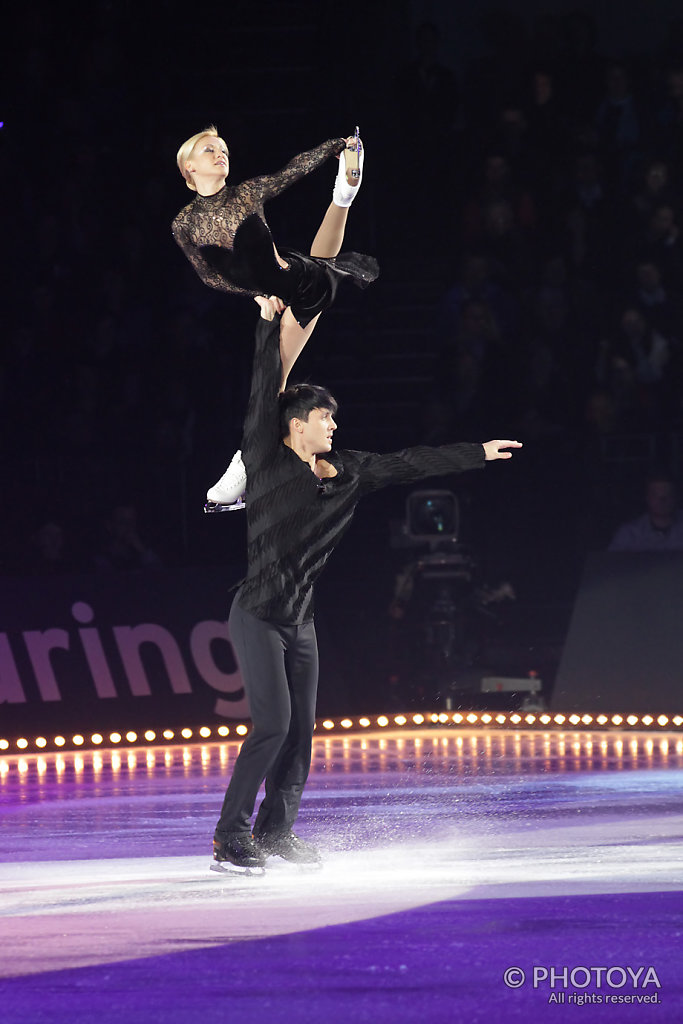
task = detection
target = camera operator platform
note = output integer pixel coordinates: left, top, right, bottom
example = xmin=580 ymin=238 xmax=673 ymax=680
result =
xmin=388 ymin=490 xmax=515 ymax=708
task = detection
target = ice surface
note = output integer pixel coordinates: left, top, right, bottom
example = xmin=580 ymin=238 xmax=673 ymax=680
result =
xmin=1 ymin=730 xmax=681 ymax=1022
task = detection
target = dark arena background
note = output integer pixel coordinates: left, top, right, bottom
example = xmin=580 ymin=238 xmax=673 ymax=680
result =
xmin=1 ymin=2 xmax=683 ymax=1022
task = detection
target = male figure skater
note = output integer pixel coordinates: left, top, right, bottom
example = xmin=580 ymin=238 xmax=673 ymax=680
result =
xmin=213 ymin=311 xmax=522 ymax=871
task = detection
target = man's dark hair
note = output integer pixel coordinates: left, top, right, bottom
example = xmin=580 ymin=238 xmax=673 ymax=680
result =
xmin=279 ymin=383 xmax=338 ymax=438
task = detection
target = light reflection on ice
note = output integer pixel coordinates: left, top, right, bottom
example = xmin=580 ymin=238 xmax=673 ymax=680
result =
xmin=1 ymin=731 xmax=682 ymax=976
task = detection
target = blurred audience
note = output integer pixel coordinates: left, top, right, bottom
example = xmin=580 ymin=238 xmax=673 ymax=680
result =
xmin=5 ymin=6 xmax=683 ymax=579
xmin=93 ymin=505 xmax=163 ymax=572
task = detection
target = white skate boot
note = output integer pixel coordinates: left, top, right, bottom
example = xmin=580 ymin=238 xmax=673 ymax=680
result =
xmin=204 ymin=450 xmax=247 ymax=512
xmin=333 ymin=127 xmax=364 ymax=207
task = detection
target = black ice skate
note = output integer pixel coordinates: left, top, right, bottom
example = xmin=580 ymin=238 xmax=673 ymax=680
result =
xmin=210 ymin=834 xmax=266 ymax=875
xmin=255 ymin=830 xmax=322 ymax=866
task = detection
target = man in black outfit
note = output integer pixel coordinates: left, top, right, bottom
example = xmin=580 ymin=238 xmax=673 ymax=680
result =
xmin=213 ymin=310 xmax=522 ymax=871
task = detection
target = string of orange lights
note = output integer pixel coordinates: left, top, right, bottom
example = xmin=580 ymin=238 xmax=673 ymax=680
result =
xmin=1 ymin=709 xmax=682 ymax=754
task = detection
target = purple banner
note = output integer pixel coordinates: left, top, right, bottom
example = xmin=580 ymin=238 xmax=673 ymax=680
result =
xmin=0 ymin=568 xmax=248 ymax=737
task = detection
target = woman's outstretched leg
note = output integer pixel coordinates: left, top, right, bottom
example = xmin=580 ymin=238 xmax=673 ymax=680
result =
xmin=280 ymin=139 xmax=365 ymax=371
xmin=205 ymin=139 xmax=364 ymax=509
xmin=280 ymin=139 xmax=364 ymax=380
xmin=310 ymin=138 xmax=364 ymax=256
xmin=279 ymin=309 xmax=322 ymax=387
xmin=310 ymin=203 xmax=349 ymax=258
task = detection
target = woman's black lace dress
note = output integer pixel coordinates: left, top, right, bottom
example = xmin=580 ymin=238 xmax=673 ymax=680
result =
xmin=172 ymin=138 xmax=378 ymax=325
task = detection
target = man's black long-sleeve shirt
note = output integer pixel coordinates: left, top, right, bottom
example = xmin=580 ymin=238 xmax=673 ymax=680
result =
xmin=236 ymin=317 xmax=485 ymax=625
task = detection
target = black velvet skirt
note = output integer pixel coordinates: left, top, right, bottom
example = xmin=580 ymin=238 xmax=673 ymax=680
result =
xmin=200 ymin=214 xmax=379 ymax=327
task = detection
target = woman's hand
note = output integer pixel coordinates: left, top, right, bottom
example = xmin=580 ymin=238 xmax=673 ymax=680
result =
xmin=337 ymin=134 xmax=363 ymax=157
xmin=482 ymin=439 xmax=523 ymax=461
xmin=254 ymin=295 xmax=286 ymax=321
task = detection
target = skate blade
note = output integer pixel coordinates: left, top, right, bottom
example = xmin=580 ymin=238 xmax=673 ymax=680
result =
xmin=210 ymin=861 xmax=265 ymax=877
xmin=346 ymin=126 xmax=361 ymax=181
xmin=204 ymin=499 xmax=246 ymax=514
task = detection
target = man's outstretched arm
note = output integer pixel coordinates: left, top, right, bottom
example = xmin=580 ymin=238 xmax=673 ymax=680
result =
xmin=354 ymin=440 xmax=522 ymax=494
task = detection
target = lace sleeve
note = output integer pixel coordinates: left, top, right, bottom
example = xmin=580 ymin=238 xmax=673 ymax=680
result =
xmin=172 ymin=219 xmax=258 ymax=296
xmin=245 ymin=138 xmax=346 ymax=204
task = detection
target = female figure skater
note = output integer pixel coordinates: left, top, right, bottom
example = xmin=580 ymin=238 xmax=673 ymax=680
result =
xmin=172 ymin=127 xmax=375 ymax=506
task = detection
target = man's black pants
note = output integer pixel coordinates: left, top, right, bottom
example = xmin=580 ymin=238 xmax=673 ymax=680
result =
xmin=215 ymin=596 xmax=319 ymax=840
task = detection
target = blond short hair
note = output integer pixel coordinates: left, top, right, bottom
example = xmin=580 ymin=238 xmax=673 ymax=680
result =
xmin=176 ymin=126 xmax=224 ymax=191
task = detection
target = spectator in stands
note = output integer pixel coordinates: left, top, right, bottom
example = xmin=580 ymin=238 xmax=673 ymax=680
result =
xmin=24 ymin=521 xmax=82 ymax=575
xmin=438 ymin=254 xmax=519 ymax=343
xmin=632 ymin=161 xmax=678 ymax=224
xmin=462 ymin=154 xmax=536 ymax=245
xmin=609 ymin=474 xmax=683 ymax=550
xmin=595 ymin=62 xmax=643 ymax=190
xmin=93 ymin=504 xmax=163 ymax=571
xmin=631 ymin=260 xmax=681 ymax=337
xmin=596 ymin=307 xmax=672 ymax=427
xmin=426 ymin=299 xmax=507 ymax=441
xmin=563 ymin=153 xmax=620 ymax=284
xmin=518 ymin=275 xmax=578 ymax=435
xmin=641 ymin=204 xmax=683 ymax=288
xmin=524 ymin=68 xmax=567 ymax=204
xmin=655 ymin=66 xmax=683 ymax=175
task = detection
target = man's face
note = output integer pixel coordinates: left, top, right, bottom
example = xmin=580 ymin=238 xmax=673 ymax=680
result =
xmin=300 ymin=407 xmax=337 ymax=454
